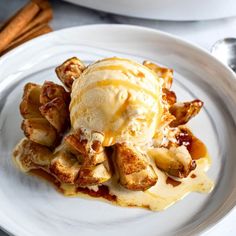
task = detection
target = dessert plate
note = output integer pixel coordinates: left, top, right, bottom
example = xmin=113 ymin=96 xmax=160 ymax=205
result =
xmin=0 ymin=25 xmax=236 ymax=236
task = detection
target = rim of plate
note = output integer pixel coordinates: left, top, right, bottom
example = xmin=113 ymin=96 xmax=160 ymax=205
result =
xmin=0 ymin=24 xmax=236 ymax=236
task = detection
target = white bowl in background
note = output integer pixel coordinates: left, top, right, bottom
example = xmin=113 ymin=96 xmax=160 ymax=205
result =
xmin=0 ymin=25 xmax=236 ymax=236
xmin=64 ymin=0 xmax=236 ymax=21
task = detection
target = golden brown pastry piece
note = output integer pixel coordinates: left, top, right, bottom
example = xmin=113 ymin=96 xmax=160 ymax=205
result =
xmin=162 ymin=88 xmax=177 ymax=106
xmin=55 ymin=57 xmax=86 ymax=91
xmin=50 ymin=151 xmax=81 ymax=184
xmin=20 ymin=81 xmax=71 ymax=146
xmin=21 ymin=118 xmax=57 ymax=147
xmin=75 ymin=160 xmax=112 ymax=187
xmin=50 ymin=152 xmax=111 ymax=186
xmin=60 ymin=129 xmax=112 ymax=186
xmin=115 ymin=143 xmax=158 ymax=191
xmin=39 ymin=81 xmax=70 ymax=133
xmin=64 ymin=129 xmax=105 ymax=166
xmin=13 ymin=138 xmax=53 ymax=172
xmin=143 ymin=60 xmax=173 ymax=89
xmin=169 ymin=100 xmax=203 ymax=127
xmin=175 ymin=127 xmax=207 ymax=160
xmin=39 ymin=97 xmax=69 ymax=133
xmin=39 ymin=81 xmax=70 ymax=105
xmin=148 ymin=146 xmax=196 ymax=178
xmin=20 ymin=82 xmax=42 ymax=119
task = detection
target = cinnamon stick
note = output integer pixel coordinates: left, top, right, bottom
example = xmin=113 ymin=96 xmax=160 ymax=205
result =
xmin=0 ymin=1 xmax=40 ymax=53
xmin=1 ymin=24 xmax=52 ymax=55
xmin=32 ymin=0 xmax=51 ymax=10
xmin=0 ymin=8 xmax=22 ymax=31
xmin=0 ymin=0 xmax=51 ymax=32
xmin=17 ymin=8 xmax=53 ymax=38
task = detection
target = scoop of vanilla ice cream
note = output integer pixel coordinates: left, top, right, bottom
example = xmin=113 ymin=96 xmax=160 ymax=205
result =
xmin=70 ymin=57 xmax=163 ymax=146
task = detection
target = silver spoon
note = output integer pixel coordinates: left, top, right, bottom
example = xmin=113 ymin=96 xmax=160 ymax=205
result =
xmin=211 ymin=38 xmax=236 ymax=73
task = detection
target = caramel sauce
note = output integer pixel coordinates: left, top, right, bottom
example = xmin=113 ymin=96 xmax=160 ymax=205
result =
xmin=166 ymin=177 xmax=181 ymax=187
xmin=13 ymin=136 xmax=213 ymax=211
xmin=104 ymin=110 xmax=155 ymax=145
xmin=189 ymin=136 xmax=207 ymax=160
xmin=131 ymin=99 xmax=153 ymax=110
xmin=103 ymin=131 xmax=114 ymax=146
xmin=114 ymin=118 xmax=131 ymax=137
xmin=84 ymin=65 xmax=145 ymax=79
xmin=137 ymin=71 xmax=145 ymax=78
xmin=63 ymin=62 xmax=73 ymax=73
xmin=29 ymin=169 xmax=61 ymax=189
xmin=176 ymin=128 xmax=207 ymax=160
xmin=99 ymin=57 xmax=149 ymax=69
xmin=109 ymin=93 xmax=131 ymax=124
xmin=191 ymin=174 xmax=197 ymax=178
xmin=162 ymin=88 xmax=176 ymax=106
xmin=103 ymin=96 xmax=131 ymax=145
xmin=77 ymin=185 xmax=116 ymax=202
xmin=92 ymin=80 xmax=157 ymax=99
xmin=30 ymin=169 xmax=117 ymax=201
xmin=70 ymin=79 xmax=158 ymax=115
xmin=98 ymin=57 xmax=159 ymax=78
xmin=104 ymin=103 xmax=155 ymax=145
xmin=101 ymin=57 xmax=135 ymax=62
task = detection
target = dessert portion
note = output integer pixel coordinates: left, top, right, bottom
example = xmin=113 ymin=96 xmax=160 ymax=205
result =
xmin=13 ymin=57 xmax=213 ymax=211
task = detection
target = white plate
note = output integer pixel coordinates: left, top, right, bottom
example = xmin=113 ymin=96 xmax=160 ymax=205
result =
xmin=64 ymin=0 xmax=236 ymax=21
xmin=0 ymin=25 xmax=236 ymax=236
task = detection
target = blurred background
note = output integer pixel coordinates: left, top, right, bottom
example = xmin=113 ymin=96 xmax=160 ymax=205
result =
xmin=1 ymin=0 xmax=236 ymax=50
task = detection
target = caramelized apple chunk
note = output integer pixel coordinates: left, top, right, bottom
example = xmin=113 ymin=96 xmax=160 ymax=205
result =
xmin=55 ymin=57 xmax=86 ymax=91
xmin=169 ymin=100 xmax=203 ymax=127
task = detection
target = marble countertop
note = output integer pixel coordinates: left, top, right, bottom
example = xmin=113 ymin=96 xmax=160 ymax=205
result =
xmin=0 ymin=0 xmax=236 ymax=235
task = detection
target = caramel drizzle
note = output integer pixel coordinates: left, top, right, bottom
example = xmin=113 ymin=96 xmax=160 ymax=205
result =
xmin=84 ymin=65 xmax=144 ymax=78
xmin=103 ymin=130 xmax=114 ymax=146
xmin=70 ymin=77 xmax=161 ymax=142
xmin=70 ymin=97 xmax=156 ymax=130
xmin=104 ymin=102 xmax=156 ymax=145
xmin=104 ymin=111 xmax=156 ymax=146
xmin=70 ymin=79 xmax=158 ymax=109
xmin=71 ymin=93 xmax=156 ymax=146
xmin=102 ymin=94 xmax=131 ymax=146
xmin=69 ymin=60 xmax=162 ymax=142
xmin=92 ymin=57 xmax=160 ymax=81
xmin=109 ymin=93 xmax=131 ymax=124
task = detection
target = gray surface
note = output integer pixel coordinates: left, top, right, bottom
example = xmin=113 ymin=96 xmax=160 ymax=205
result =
xmin=0 ymin=1 xmax=236 ymax=236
